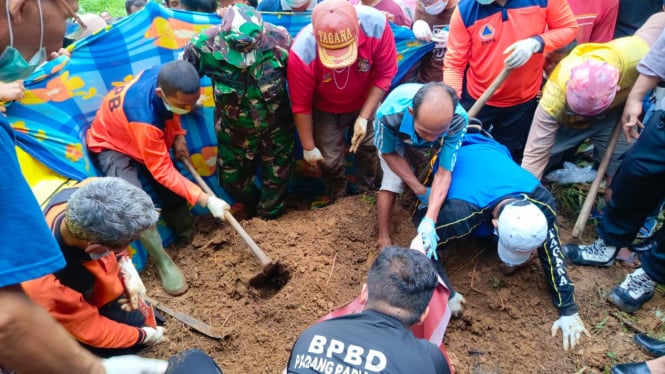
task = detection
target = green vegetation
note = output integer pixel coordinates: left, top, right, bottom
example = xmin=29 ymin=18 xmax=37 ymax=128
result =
xmin=78 ymin=0 xmax=162 ymax=18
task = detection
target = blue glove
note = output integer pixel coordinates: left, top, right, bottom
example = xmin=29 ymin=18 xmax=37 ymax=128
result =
xmin=417 ymin=217 xmax=439 ymax=260
xmin=416 ymin=187 xmax=431 ymax=205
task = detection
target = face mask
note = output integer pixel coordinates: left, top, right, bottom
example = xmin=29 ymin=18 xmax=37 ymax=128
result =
xmin=0 ymin=0 xmax=46 ymax=82
xmin=162 ymin=98 xmax=191 ymax=115
xmin=476 ymin=0 xmax=494 ymax=4
xmin=89 ymin=250 xmax=111 ymax=260
xmin=423 ymin=0 xmax=447 ymax=15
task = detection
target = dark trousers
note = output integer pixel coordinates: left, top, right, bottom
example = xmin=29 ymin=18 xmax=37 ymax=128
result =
xmin=461 ymin=92 xmax=538 ymax=163
xmin=81 ymin=298 xmax=146 ymax=358
xmin=598 ymin=111 xmax=665 ymax=284
xmin=166 ymin=349 xmax=223 ymax=373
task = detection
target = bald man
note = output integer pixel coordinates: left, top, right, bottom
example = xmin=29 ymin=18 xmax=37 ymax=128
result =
xmin=374 ymin=83 xmax=468 ymax=253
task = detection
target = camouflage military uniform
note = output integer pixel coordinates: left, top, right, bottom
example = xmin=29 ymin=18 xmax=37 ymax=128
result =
xmin=184 ymin=5 xmax=294 ymax=219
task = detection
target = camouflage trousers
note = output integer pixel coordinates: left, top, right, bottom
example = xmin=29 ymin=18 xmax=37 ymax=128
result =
xmin=217 ymin=121 xmax=294 ymax=219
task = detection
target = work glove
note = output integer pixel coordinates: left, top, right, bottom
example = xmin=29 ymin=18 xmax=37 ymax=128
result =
xmin=303 ymin=147 xmax=324 ymax=166
xmin=503 ymin=38 xmax=542 ymax=69
xmin=412 ymin=20 xmax=433 ymax=41
xmin=349 ymin=117 xmax=368 ymax=153
xmin=141 ymin=326 xmax=167 ymax=346
xmin=207 ymin=195 xmax=230 ymax=220
xmin=448 ymin=292 xmax=466 ymax=317
xmin=551 ymin=313 xmax=590 ymax=350
xmin=416 ymin=187 xmax=431 ymax=206
xmin=431 ymin=28 xmax=449 ymax=48
xmin=118 ymin=255 xmax=146 ymax=311
xmin=101 ymin=355 xmax=168 ymax=374
xmin=417 ymin=217 xmax=439 ymax=260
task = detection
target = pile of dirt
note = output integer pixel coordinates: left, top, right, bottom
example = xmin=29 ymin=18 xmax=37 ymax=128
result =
xmin=142 ymin=194 xmax=663 ymax=373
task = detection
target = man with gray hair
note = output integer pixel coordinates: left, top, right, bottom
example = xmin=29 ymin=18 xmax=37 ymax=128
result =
xmin=22 ymin=178 xmax=168 ymax=357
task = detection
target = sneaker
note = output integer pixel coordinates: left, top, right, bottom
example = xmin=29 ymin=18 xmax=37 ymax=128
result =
xmin=607 ymin=268 xmax=656 ymax=313
xmin=562 ymin=238 xmax=617 ymax=266
xmin=638 ymin=216 xmax=658 ymax=239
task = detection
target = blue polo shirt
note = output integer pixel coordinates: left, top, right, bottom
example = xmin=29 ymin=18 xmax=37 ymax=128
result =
xmin=374 ymin=83 xmax=468 ymax=172
xmin=0 ymin=116 xmax=65 ymax=287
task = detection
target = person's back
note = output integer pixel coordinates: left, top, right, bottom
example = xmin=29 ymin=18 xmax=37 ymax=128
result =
xmin=288 ymin=310 xmax=448 ymax=373
xmin=286 ymin=246 xmax=450 ymax=373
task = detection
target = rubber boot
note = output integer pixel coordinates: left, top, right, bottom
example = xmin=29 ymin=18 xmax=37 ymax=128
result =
xmin=139 ymin=227 xmax=188 ymax=296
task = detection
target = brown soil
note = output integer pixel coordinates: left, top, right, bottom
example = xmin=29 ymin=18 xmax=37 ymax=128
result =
xmin=142 ymin=194 xmax=664 ymax=374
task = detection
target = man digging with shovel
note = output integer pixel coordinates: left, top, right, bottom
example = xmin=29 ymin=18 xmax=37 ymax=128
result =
xmin=86 ymin=60 xmax=232 ymax=296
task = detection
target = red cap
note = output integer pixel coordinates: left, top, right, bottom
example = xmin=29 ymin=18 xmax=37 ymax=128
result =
xmin=312 ymin=0 xmax=359 ymax=69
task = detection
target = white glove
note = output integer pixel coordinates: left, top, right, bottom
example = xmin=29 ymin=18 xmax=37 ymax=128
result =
xmin=303 ymin=147 xmax=324 ymax=165
xmin=412 ymin=20 xmax=433 ymax=41
xmin=551 ymin=313 xmax=590 ymax=350
xmin=448 ymin=292 xmax=466 ymax=318
xmin=409 ymin=233 xmax=426 ymax=255
xmin=431 ymin=28 xmax=449 ymax=48
xmin=349 ymin=117 xmax=368 ymax=153
xmin=118 ymin=255 xmax=146 ymax=311
xmin=101 ymin=355 xmax=168 ymax=374
xmin=503 ymin=38 xmax=542 ymax=69
xmin=207 ymin=195 xmax=230 ymax=220
xmin=141 ymin=326 xmax=167 ymax=346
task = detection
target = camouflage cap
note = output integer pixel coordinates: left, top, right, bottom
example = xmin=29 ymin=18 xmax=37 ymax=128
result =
xmin=220 ymin=4 xmax=265 ymax=68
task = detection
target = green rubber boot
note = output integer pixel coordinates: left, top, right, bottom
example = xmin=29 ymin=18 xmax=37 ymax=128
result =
xmin=139 ymin=227 xmax=188 ymax=296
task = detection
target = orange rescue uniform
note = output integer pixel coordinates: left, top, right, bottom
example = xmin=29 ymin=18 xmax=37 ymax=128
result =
xmin=86 ymin=66 xmax=203 ymax=205
xmin=444 ymin=0 xmax=578 ymax=107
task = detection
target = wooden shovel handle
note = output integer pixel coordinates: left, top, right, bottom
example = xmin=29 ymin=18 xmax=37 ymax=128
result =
xmin=180 ymin=157 xmax=273 ymax=267
xmin=571 ymin=116 xmax=623 ymax=238
xmin=467 ymin=66 xmax=512 ymax=118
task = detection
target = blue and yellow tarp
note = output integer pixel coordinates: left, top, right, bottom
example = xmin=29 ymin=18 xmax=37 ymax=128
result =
xmin=5 ymin=2 xmax=432 ymax=269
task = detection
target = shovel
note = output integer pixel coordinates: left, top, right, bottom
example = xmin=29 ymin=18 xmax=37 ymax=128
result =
xmin=467 ymin=66 xmax=512 ymax=119
xmin=145 ymin=296 xmax=223 ymax=340
xmin=180 ymin=157 xmax=282 ymax=287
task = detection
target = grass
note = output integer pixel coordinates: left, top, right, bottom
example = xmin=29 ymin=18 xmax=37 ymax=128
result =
xmin=359 ymin=194 xmax=376 ymax=205
xmin=78 ymin=0 xmax=163 ymax=18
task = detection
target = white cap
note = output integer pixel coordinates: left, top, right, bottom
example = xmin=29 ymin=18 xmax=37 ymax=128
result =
xmin=496 ymin=200 xmax=548 ymax=266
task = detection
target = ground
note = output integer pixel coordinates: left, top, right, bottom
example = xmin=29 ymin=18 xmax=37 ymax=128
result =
xmin=141 ymin=193 xmax=664 ymax=374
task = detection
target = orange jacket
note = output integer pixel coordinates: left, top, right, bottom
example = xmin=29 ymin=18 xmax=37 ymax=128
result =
xmin=444 ymin=0 xmax=578 ymax=107
xmin=86 ymin=66 xmax=203 ymax=205
xmin=22 ymin=181 xmax=145 ymax=349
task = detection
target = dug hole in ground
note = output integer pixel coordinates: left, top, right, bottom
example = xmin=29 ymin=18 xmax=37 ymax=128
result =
xmin=140 ymin=194 xmax=662 ymax=374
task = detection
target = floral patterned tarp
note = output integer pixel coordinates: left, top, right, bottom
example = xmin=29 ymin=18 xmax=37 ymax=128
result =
xmin=6 ymin=1 xmax=432 ymax=269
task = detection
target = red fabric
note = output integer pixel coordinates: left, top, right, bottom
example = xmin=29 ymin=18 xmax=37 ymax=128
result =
xmin=444 ymin=0 xmax=578 ymax=107
xmin=319 ymin=281 xmax=453 ymax=372
xmin=567 ymin=0 xmax=619 ymax=44
xmin=374 ymin=0 xmax=412 ymax=27
xmin=288 ymin=15 xmax=397 ymax=114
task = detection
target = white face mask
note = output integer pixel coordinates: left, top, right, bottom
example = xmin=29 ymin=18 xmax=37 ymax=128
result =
xmin=476 ymin=0 xmax=494 ymax=4
xmin=89 ymin=250 xmax=111 ymax=260
xmin=423 ymin=0 xmax=448 ymax=14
